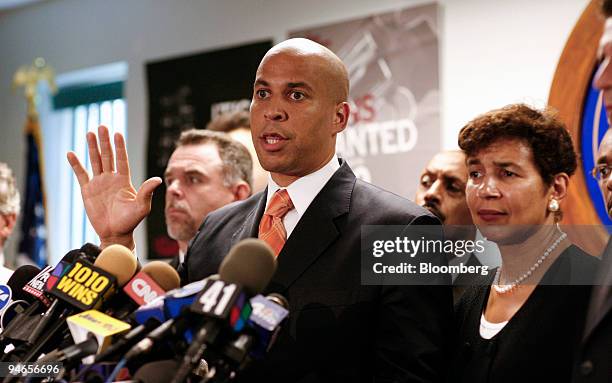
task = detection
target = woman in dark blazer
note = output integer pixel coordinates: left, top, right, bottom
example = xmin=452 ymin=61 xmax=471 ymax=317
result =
xmin=450 ymin=104 xmax=600 ymax=382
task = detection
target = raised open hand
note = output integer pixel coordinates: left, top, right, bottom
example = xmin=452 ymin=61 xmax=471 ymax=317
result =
xmin=67 ymin=125 xmax=162 ymax=250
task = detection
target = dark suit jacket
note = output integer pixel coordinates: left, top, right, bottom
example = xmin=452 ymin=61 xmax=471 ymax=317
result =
xmin=451 ymin=245 xmax=599 ymax=383
xmin=573 ymin=237 xmax=612 ymax=382
xmin=180 ymin=160 xmax=454 ymax=382
xmin=167 ymin=255 xmax=180 ymax=270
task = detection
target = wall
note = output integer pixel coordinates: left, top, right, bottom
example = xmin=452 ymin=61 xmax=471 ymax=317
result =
xmin=0 ymin=0 xmax=590 ymax=260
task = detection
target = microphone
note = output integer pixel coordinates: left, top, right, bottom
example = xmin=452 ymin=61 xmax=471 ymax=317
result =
xmin=15 ymin=245 xmax=138 ymax=362
xmin=93 ymin=244 xmax=138 ymax=287
xmin=246 ymin=292 xmax=289 ymax=360
xmin=0 ymin=266 xmax=41 ymax=355
xmin=0 ymin=246 xmax=102 ymax=363
xmin=217 ymin=239 xmax=277 ymax=295
xmin=105 ymin=261 xmax=180 ymax=320
xmin=64 ymin=310 xmax=131 ymax=363
xmin=2 ymin=251 xmax=88 ymax=347
xmin=171 ymin=238 xmax=277 ymax=383
xmin=120 ymin=277 xmax=216 ymax=363
xmin=93 ymin=316 xmax=162 ymax=364
xmin=139 ymin=261 xmax=182 ymax=292
xmin=36 ymin=310 xmax=131 ymax=366
xmin=79 ymin=242 xmax=102 ymax=261
xmin=23 ymin=265 xmax=60 ymax=307
xmin=44 ymin=244 xmax=137 ymax=311
xmin=22 ymin=243 xmax=100 ymax=308
xmin=118 ymin=239 xmax=276 ymax=382
xmin=123 ymin=239 xmax=276 ymax=369
xmin=0 ymin=265 xmax=42 ymax=351
xmin=82 ymin=263 xmax=180 ymax=363
xmin=130 ymin=292 xmax=290 ymax=381
xmin=5 ymin=265 xmax=40 ymax=305
xmin=198 ymin=292 xmax=289 ymax=381
xmin=0 ymin=265 xmax=41 ymax=329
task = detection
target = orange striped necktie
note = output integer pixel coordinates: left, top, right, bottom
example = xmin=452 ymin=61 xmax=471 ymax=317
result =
xmin=258 ymin=189 xmax=294 ymax=256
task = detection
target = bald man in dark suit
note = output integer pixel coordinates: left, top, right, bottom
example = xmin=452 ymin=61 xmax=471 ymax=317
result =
xmin=572 ymin=2 xmax=612 ymax=378
xmin=69 ymin=38 xmax=453 ymax=382
xmin=179 ymin=38 xmax=452 ymax=383
xmin=573 ymin=128 xmax=612 ymax=382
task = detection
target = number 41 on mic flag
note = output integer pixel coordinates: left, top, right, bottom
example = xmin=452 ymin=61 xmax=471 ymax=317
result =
xmin=191 ymin=279 xmax=252 ymax=332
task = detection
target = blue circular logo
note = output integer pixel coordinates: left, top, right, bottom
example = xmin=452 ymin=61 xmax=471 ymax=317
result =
xmin=0 ymin=285 xmax=12 ymax=311
xmin=581 ymin=68 xmax=612 ymax=231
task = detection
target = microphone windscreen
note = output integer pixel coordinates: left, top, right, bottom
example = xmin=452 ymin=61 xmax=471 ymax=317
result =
xmin=133 ymin=360 xmax=179 ymax=383
xmin=60 ymin=248 xmax=85 ymax=264
xmin=80 ymin=242 xmax=102 ymax=261
xmin=141 ymin=261 xmax=180 ymax=292
xmin=7 ymin=265 xmax=40 ymax=303
xmin=94 ymin=244 xmax=138 ymax=287
xmin=219 ymin=238 xmax=277 ymax=295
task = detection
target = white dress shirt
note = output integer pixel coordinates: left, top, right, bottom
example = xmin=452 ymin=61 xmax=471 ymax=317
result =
xmin=265 ymin=155 xmax=340 ymax=238
xmin=0 ymin=250 xmax=13 ymax=284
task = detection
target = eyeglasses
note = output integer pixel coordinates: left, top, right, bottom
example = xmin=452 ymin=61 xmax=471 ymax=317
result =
xmin=591 ymin=163 xmax=612 ymax=182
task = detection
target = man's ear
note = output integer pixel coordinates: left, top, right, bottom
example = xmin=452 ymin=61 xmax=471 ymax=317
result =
xmin=231 ymin=182 xmax=252 ymax=201
xmin=332 ymin=102 xmax=350 ymax=134
xmin=0 ymin=213 xmax=17 ymax=240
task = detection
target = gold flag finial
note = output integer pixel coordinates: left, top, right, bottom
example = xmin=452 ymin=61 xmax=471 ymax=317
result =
xmin=12 ymin=57 xmax=57 ymax=118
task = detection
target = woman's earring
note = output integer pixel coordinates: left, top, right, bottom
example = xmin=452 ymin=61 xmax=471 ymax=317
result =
xmin=548 ymin=199 xmax=560 ymax=212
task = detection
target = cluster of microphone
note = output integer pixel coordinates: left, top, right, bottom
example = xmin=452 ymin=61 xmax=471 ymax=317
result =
xmin=0 ymin=239 xmax=289 ymax=382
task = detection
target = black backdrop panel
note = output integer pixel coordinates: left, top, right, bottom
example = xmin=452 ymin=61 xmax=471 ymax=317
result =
xmin=146 ymin=40 xmax=272 ymax=259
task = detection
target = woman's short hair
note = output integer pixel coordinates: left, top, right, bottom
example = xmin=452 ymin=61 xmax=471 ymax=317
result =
xmin=458 ymin=103 xmax=577 ymax=186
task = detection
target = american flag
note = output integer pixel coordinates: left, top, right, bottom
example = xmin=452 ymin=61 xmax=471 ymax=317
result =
xmin=18 ymin=115 xmax=47 ymax=268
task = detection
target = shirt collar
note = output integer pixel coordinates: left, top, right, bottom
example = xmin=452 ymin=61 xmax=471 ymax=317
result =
xmin=265 ymin=154 xmax=340 ymax=217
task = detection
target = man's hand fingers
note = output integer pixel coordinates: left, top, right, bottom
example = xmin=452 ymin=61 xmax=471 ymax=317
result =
xmin=136 ymin=177 xmax=163 ymax=208
xmin=98 ymin=125 xmax=116 ymax=173
xmin=67 ymin=151 xmax=90 ymax=187
xmin=114 ymin=133 xmax=131 ymax=177
xmin=87 ymin=131 xmax=103 ymax=175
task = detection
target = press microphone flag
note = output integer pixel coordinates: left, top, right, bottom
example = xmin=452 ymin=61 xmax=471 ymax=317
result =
xmin=23 ymin=264 xmax=54 ymax=306
xmin=171 ymin=239 xmax=277 ymax=383
xmin=190 ymin=277 xmax=252 ymax=332
xmin=66 ymin=310 xmax=131 ymax=364
xmin=21 ymin=244 xmax=100 ymax=307
xmin=248 ymin=293 xmax=289 ymax=360
xmin=47 ymin=259 xmax=116 ymax=311
xmin=129 ymin=263 xmax=181 ymax=307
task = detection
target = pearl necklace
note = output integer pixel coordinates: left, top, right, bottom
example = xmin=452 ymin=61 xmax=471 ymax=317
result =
xmin=492 ymin=231 xmax=567 ymax=294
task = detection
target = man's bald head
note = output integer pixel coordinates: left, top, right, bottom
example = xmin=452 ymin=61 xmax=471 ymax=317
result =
xmin=260 ymin=38 xmax=349 ymax=103
xmin=250 ymin=37 xmax=351 ymax=186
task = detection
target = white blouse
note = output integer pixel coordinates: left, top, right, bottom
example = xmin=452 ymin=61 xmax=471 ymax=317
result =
xmin=479 ymin=313 xmax=508 ymax=339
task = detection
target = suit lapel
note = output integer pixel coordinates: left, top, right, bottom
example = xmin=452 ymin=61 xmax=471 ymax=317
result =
xmin=599 ymin=237 xmax=612 ymax=324
xmin=584 ymin=237 xmax=612 ymax=341
xmin=267 ymin=161 xmax=355 ymax=292
xmin=231 ymin=189 xmax=267 ymax=247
